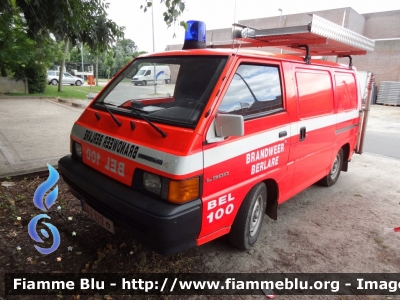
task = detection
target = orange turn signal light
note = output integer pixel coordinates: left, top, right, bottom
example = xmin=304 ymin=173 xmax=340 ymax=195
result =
xmin=168 ymin=177 xmax=199 ymax=204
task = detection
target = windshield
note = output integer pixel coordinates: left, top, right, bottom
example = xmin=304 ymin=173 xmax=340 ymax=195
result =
xmin=94 ymin=56 xmax=227 ymax=127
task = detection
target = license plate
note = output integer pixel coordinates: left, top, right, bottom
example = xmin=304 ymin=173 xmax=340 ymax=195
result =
xmin=82 ymin=202 xmax=115 ymax=234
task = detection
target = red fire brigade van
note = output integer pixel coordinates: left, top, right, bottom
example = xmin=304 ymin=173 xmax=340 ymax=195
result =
xmin=58 ymin=15 xmax=374 ymax=254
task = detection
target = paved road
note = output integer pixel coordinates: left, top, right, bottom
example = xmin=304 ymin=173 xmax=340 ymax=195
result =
xmin=364 ymin=131 xmax=400 ymax=159
xmin=0 ymin=98 xmax=83 ymax=177
xmin=363 ymin=105 xmax=400 ymax=159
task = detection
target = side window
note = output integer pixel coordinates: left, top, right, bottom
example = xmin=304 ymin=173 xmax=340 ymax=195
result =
xmin=219 ymin=64 xmax=283 ymax=117
xmin=295 ymin=70 xmax=333 ymax=118
xmin=335 ymin=73 xmax=357 ymax=111
xmin=145 ymin=70 xmax=151 ymax=76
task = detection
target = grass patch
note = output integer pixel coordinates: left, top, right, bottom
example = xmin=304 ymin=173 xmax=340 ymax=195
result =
xmin=7 ymin=85 xmax=104 ymax=100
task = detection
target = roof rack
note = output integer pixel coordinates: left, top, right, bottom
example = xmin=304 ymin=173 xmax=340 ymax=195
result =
xmin=208 ymin=14 xmax=375 ymax=61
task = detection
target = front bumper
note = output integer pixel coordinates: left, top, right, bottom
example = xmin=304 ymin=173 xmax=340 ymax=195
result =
xmin=58 ymin=155 xmax=202 ymax=255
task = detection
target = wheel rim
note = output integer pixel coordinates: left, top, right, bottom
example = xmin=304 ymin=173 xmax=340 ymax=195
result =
xmin=249 ymin=195 xmax=263 ymax=237
xmin=330 ymin=153 xmax=340 ymax=179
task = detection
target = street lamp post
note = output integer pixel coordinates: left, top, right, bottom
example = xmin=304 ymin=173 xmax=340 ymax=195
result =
xmin=81 ymin=42 xmax=84 ymax=81
xmin=152 ymin=0 xmax=157 ymax=94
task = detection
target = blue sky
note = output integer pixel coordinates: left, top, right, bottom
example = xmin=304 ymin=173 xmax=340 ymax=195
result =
xmin=106 ymin=0 xmax=400 ymax=53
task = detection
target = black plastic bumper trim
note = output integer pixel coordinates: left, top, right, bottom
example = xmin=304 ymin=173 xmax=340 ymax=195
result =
xmin=58 ymin=155 xmax=202 ymax=255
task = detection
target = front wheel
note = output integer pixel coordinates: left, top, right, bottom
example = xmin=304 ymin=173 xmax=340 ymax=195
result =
xmin=229 ymin=183 xmax=267 ymax=250
xmin=75 ymin=80 xmax=82 ymax=86
xmin=142 ymin=80 xmax=147 ymax=86
xmin=319 ymin=148 xmax=343 ymax=187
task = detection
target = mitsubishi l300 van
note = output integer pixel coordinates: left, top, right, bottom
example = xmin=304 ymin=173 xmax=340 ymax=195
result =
xmin=59 ymin=16 xmax=374 ymax=254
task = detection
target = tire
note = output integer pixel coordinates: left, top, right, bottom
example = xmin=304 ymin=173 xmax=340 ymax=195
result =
xmin=165 ymin=79 xmax=170 ymax=84
xmin=51 ymin=79 xmax=58 ymax=85
xmin=75 ymin=80 xmax=82 ymax=86
xmin=142 ymin=80 xmax=147 ymax=86
xmin=229 ymin=183 xmax=267 ymax=250
xmin=134 ymin=83 xmax=138 ymax=86
xmin=319 ymin=148 xmax=343 ymax=187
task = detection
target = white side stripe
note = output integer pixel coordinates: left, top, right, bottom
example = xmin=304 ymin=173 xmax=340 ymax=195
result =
xmin=204 ymin=109 xmax=359 ymax=167
xmin=204 ymin=125 xmax=290 ymax=168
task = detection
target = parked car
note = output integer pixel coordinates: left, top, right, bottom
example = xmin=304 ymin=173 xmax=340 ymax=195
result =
xmin=47 ymin=71 xmax=84 ymax=86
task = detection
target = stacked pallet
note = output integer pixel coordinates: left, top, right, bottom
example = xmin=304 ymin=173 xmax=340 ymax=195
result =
xmin=376 ymin=81 xmax=400 ymax=106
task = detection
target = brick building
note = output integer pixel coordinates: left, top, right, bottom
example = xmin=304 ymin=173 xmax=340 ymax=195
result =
xmin=166 ymin=7 xmax=400 ymax=88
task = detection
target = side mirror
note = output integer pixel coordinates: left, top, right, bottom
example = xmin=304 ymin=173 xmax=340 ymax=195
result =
xmin=215 ymin=114 xmax=244 ymax=137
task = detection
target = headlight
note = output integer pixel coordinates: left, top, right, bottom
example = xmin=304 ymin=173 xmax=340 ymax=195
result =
xmin=143 ymin=172 xmax=161 ymax=195
xmin=73 ymin=141 xmax=82 ymax=158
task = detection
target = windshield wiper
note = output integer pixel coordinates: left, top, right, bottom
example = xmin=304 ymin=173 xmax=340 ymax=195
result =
xmin=130 ymin=107 xmax=167 ymax=138
xmin=98 ymin=102 xmax=122 ymax=127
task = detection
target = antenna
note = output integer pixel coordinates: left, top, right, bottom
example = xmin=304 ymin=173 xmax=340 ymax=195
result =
xmin=233 ymin=0 xmax=237 ymax=24
xmin=231 ymin=0 xmax=237 ymax=48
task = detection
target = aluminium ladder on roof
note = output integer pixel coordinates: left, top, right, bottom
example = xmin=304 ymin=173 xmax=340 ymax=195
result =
xmin=208 ymin=14 xmax=375 ymax=57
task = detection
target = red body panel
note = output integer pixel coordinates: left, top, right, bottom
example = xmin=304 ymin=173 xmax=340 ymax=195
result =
xmin=68 ymin=48 xmax=362 ymax=249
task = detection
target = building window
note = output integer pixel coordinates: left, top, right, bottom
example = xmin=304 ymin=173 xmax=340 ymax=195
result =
xmin=218 ymin=64 xmax=282 ymax=117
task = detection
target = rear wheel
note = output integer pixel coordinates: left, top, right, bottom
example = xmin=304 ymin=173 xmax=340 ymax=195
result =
xmin=51 ymin=79 xmax=58 ymax=85
xmin=319 ymin=148 xmax=343 ymax=187
xmin=229 ymin=183 xmax=267 ymax=250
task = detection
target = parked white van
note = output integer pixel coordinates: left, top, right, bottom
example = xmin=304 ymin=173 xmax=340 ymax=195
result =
xmin=131 ymin=65 xmax=171 ymax=86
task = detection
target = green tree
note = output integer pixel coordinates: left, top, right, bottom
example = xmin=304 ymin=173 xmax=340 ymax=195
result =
xmin=0 ymin=3 xmax=63 ymax=93
xmin=134 ymin=51 xmax=148 ymax=58
xmin=13 ymin=0 xmax=124 ymax=91
xmin=141 ymin=0 xmax=187 ymax=32
xmin=104 ymin=50 xmax=114 ymax=81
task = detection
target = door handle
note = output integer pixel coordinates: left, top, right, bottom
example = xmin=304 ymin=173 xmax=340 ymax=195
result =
xmin=279 ymin=131 xmax=287 ymax=138
xmin=300 ymin=127 xmax=306 ymax=141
